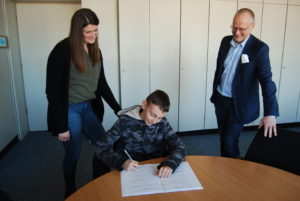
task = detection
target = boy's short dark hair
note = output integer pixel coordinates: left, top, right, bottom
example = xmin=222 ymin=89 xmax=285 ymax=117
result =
xmin=146 ymin=90 xmax=170 ymax=112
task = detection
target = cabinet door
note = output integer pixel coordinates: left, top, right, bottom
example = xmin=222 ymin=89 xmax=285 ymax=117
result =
xmin=179 ymin=0 xmax=209 ymax=132
xmin=278 ymin=5 xmax=300 ymax=123
xmin=119 ymin=0 xmax=150 ymax=108
xmin=150 ymin=0 xmax=180 ymax=129
xmin=288 ymin=0 xmax=300 ymax=5
xmin=205 ymin=0 xmax=237 ymax=129
xmin=264 ymin=0 xmax=287 ymax=3
xmin=252 ymin=3 xmax=286 ymax=125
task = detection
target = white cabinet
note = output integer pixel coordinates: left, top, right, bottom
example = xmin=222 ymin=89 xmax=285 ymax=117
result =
xmin=179 ymin=0 xmax=209 ymax=131
xmin=150 ymin=0 xmax=180 ymax=129
xmin=119 ymin=0 xmax=180 ymax=129
xmin=255 ymin=3 xmax=286 ymax=125
xmin=264 ymin=0 xmax=287 ymax=3
xmin=238 ymin=0 xmax=263 ymax=2
xmin=288 ymin=0 xmax=300 ymax=5
xmin=261 ymin=4 xmax=286 ymax=100
xmin=278 ymin=5 xmax=300 ymax=123
xmin=251 ymin=3 xmax=286 ymax=125
xmin=104 ymin=0 xmax=300 ymax=132
xmin=205 ymin=0 xmax=237 ymax=129
xmin=119 ymin=0 xmax=150 ymax=108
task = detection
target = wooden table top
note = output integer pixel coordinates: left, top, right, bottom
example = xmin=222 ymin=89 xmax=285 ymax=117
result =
xmin=66 ymin=155 xmax=300 ymax=201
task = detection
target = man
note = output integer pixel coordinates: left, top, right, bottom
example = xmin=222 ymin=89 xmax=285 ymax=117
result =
xmin=210 ymin=8 xmax=279 ymax=158
xmin=93 ymin=89 xmax=186 ymax=178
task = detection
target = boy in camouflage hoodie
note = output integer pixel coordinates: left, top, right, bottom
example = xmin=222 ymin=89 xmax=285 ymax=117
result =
xmin=93 ymin=90 xmax=186 ymax=178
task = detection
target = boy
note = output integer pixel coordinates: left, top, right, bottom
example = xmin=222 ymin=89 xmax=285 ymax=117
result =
xmin=93 ymin=90 xmax=186 ymax=178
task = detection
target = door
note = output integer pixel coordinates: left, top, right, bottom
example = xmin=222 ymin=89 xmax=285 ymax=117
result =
xmin=278 ymin=5 xmax=300 ymax=123
xmin=0 ymin=1 xmax=18 ymax=151
xmin=150 ymin=0 xmax=180 ymax=129
xmin=179 ymin=0 xmax=209 ymax=131
xmin=16 ymin=3 xmax=80 ymax=131
xmin=119 ymin=0 xmax=150 ymax=108
xmin=253 ymin=2 xmax=286 ymax=125
xmin=205 ymin=0 xmax=237 ymax=129
xmin=119 ymin=0 xmax=180 ymax=130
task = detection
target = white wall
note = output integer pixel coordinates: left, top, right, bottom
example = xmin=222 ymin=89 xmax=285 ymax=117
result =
xmin=12 ymin=0 xmax=300 ymax=134
xmin=0 ymin=0 xmax=29 ymax=152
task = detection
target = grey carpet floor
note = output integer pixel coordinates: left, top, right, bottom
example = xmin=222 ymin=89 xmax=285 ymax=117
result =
xmin=2 ymin=127 xmax=294 ymax=201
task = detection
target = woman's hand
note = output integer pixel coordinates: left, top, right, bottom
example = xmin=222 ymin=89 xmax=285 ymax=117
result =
xmin=58 ymin=131 xmax=70 ymax=142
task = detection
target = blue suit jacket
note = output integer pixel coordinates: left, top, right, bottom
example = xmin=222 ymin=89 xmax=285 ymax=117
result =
xmin=210 ymin=35 xmax=279 ymax=124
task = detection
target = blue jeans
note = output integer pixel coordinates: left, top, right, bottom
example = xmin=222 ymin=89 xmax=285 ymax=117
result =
xmin=62 ymin=101 xmax=105 ymax=197
xmin=214 ymin=93 xmax=244 ymax=158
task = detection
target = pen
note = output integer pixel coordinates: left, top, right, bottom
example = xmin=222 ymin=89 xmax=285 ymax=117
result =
xmin=124 ymin=149 xmax=133 ymax=161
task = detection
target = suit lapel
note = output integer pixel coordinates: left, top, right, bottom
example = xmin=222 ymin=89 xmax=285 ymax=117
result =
xmin=241 ymin=34 xmax=254 ymax=56
xmin=232 ymin=35 xmax=254 ymax=97
xmin=221 ymin=37 xmax=232 ymax=67
xmin=217 ymin=37 xmax=232 ymax=80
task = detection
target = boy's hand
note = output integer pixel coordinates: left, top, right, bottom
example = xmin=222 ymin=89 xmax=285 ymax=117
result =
xmin=156 ymin=166 xmax=173 ymax=178
xmin=122 ymin=160 xmax=139 ymax=171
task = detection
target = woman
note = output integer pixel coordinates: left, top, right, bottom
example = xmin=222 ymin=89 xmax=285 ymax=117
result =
xmin=46 ymin=8 xmax=121 ymax=198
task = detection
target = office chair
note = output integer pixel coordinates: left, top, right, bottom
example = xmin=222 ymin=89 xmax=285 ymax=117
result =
xmin=245 ymin=127 xmax=300 ymax=176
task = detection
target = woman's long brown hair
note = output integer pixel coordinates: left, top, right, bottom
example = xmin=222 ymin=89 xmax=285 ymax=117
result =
xmin=69 ymin=8 xmax=101 ymax=72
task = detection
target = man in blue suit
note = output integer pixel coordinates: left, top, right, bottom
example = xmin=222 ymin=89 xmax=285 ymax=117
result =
xmin=210 ymin=8 xmax=279 ymax=158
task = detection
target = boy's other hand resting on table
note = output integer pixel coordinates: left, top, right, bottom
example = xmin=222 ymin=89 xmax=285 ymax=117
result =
xmin=122 ymin=159 xmax=140 ymax=171
xmin=156 ymin=166 xmax=173 ymax=178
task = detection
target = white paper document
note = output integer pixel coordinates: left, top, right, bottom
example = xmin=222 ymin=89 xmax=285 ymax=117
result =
xmin=121 ymin=161 xmax=203 ymax=197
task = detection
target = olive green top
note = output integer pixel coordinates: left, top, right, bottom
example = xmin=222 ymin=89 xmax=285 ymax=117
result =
xmin=68 ymin=53 xmax=101 ymax=103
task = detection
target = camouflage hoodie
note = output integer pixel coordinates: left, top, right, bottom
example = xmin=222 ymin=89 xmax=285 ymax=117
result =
xmin=95 ymin=105 xmax=186 ymax=172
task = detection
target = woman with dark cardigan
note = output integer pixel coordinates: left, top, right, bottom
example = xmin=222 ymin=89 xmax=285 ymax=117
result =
xmin=46 ymin=8 xmax=121 ymax=198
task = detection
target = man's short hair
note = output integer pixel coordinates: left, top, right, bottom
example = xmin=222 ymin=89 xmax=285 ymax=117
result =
xmin=236 ymin=8 xmax=255 ymax=23
xmin=146 ymin=90 xmax=170 ymax=112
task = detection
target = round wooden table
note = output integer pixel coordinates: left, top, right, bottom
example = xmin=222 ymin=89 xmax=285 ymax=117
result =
xmin=66 ymin=156 xmax=300 ymax=201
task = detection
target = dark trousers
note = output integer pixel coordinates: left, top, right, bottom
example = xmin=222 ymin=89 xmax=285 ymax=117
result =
xmin=92 ymin=153 xmax=111 ymax=179
xmin=214 ymin=93 xmax=244 ymax=158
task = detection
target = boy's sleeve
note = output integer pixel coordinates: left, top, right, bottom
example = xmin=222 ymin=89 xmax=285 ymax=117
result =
xmin=157 ymin=121 xmax=186 ymax=172
xmin=94 ymin=119 xmax=128 ymax=170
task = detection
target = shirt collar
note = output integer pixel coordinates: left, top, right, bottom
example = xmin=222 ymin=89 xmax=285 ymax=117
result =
xmin=230 ymin=35 xmax=250 ymax=48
